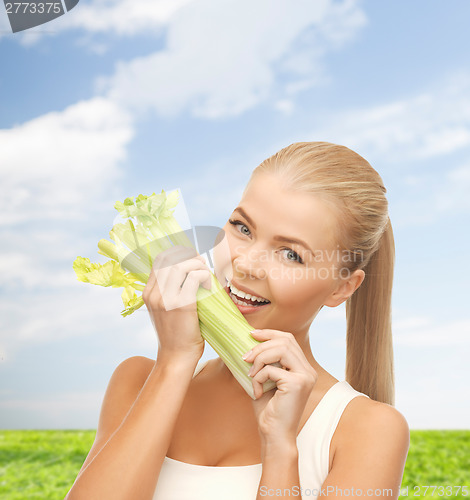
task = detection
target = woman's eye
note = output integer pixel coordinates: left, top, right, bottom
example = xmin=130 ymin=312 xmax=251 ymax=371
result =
xmin=228 ymin=219 xmax=303 ymax=264
xmin=282 ymin=248 xmax=303 ymax=264
xmin=228 ymin=219 xmax=251 ymax=236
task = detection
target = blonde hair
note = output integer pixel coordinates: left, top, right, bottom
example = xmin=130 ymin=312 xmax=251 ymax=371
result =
xmin=249 ymin=142 xmax=395 ymax=405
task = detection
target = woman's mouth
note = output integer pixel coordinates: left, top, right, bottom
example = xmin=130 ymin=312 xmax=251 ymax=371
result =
xmin=224 ymin=278 xmax=271 ymax=314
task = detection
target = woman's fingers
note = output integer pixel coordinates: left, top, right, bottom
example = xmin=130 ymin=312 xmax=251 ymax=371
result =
xmin=251 ymin=364 xmax=317 ymax=400
xmin=249 ymin=328 xmax=293 ymax=341
xmin=159 ymin=258 xmax=210 ymax=298
xmin=152 ymin=246 xmax=204 ymax=290
xmin=246 ymin=345 xmax=298 ymax=377
xmin=251 ymin=365 xmax=287 ymax=399
xmin=144 ymin=246 xmax=192 ymax=298
xmin=179 ymin=269 xmax=212 ymax=303
xmin=142 ymin=265 xmax=156 ymax=303
xmin=244 ymin=329 xmax=318 ymax=399
xmin=244 ymin=336 xmax=305 ymax=370
xmin=143 ymin=245 xmax=208 ymax=306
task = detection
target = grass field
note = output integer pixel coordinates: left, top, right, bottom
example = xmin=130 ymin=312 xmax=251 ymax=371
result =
xmin=0 ymin=430 xmax=469 ymax=499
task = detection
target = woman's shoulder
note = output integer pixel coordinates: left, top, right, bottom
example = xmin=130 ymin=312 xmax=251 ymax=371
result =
xmin=99 ymin=356 xmax=156 ymax=425
xmin=113 ymin=356 xmax=210 ymax=387
xmin=331 ymin=393 xmax=410 ymax=471
xmin=108 ymin=355 xmax=155 ymax=390
xmin=337 ymin=393 xmax=409 ymax=439
xmin=114 ymin=355 xmax=155 ymax=376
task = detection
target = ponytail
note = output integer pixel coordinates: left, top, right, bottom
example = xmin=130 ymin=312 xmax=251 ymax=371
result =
xmin=251 ymin=141 xmax=396 ymax=405
xmin=345 ymin=218 xmax=395 ymax=405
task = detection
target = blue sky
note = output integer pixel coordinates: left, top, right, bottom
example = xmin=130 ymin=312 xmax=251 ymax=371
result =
xmin=1 ymin=0 xmax=469 ymax=430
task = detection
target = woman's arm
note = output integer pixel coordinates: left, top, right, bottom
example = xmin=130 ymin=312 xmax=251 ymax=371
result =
xmin=65 ymin=353 xmax=199 ymax=500
xmin=319 ymin=400 xmax=410 ymax=499
xmin=255 ymin=437 xmax=302 ymax=500
xmin=66 ymin=247 xmax=212 ymax=500
xmin=255 ymin=400 xmax=409 ymax=499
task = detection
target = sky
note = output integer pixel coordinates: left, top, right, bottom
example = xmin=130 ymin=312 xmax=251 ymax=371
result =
xmin=0 ymin=0 xmax=469 ymax=430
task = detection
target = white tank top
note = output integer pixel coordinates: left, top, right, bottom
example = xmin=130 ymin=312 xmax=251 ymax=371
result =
xmin=153 ymin=359 xmax=369 ymax=500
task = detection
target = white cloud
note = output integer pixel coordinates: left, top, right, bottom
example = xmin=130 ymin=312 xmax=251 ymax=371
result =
xmin=3 ymin=0 xmax=194 ymax=45
xmin=320 ymin=302 xmax=346 ymax=322
xmin=434 ymin=163 xmax=470 ymax=213
xmin=0 ymin=286 xmax=137 ymax=345
xmin=396 ymin=383 xmax=470 ymax=429
xmin=99 ymin=0 xmax=366 ymax=119
xmin=274 ymin=99 xmax=295 ymax=115
xmin=0 ymin=7 xmax=12 ymax=33
xmin=0 ymin=97 xmax=134 ymax=226
xmin=61 ymin=0 xmax=193 ymax=35
xmin=0 ymin=252 xmax=75 ymax=290
xmin=0 ymin=287 xmax=120 ymax=345
xmin=178 ymin=158 xmax=247 ymax=225
xmin=311 ymin=73 xmax=470 ymax=162
xmin=5 ymin=0 xmax=366 ymax=70
xmin=386 ymin=160 xmax=470 ymax=228
xmin=393 ymin=316 xmax=430 ymax=330
xmin=448 ymin=164 xmax=470 ymax=182
xmin=0 ymin=284 xmax=157 ymax=360
xmin=395 ymin=364 xmax=470 ymax=429
xmin=298 ymin=72 xmax=470 ymax=226
xmin=0 ymin=390 xmax=102 ymax=412
xmin=0 ymin=225 xmax=111 ymax=292
xmin=0 ymin=97 xmax=137 ymax=363
xmin=3 ymin=1 xmax=366 ymax=121
xmin=393 ymin=316 xmax=470 ymax=347
xmin=0 ymin=391 xmax=104 ymax=428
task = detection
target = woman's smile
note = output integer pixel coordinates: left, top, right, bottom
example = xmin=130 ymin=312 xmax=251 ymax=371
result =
xmin=223 ymin=277 xmax=271 ymax=314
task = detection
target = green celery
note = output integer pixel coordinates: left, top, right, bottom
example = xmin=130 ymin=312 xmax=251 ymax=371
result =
xmin=73 ymin=190 xmax=277 ymax=399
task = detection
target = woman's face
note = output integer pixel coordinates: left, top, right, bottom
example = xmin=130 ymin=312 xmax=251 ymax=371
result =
xmin=213 ymin=172 xmax=360 ymax=335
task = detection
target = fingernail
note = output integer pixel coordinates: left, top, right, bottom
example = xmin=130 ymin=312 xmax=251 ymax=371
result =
xmin=250 ymin=329 xmax=260 ymax=334
xmin=242 ymin=350 xmax=252 ymax=360
xmin=248 ymin=366 xmax=254 ymax=377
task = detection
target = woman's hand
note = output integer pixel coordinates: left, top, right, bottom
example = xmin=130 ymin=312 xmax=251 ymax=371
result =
xmin=142 ymin=245 xmax=212 ymax=363
xmin=243 ymin=329 xmax=318 ymax=446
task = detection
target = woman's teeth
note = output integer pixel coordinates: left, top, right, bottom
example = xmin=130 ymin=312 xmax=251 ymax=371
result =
xmin=226 ymin=279 xmax=270 ymax=306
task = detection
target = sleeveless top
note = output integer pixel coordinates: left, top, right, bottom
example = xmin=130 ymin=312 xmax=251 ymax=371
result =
xmin=153 ymin=359 xmax=369 ymax=500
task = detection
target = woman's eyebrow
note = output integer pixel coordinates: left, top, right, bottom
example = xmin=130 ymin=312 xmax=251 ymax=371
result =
xmin=232 ymin=207 xmax=316 ymax=257
xmin=233 ymin=207 xmax=257 ymax=228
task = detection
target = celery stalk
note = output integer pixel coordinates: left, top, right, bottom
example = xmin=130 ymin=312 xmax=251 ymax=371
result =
xmin=197 ymin=273 xmax=277 ymax=398
xmin=73 ymin=190 xmax=278 ymax=399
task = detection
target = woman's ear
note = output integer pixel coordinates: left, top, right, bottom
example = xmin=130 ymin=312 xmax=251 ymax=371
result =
xmin=323 ymin=269 xmax=365 ymax=308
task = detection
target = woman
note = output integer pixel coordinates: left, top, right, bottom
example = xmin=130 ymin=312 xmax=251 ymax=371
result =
xmin=66 ymin=142 xmax=410 ymax=500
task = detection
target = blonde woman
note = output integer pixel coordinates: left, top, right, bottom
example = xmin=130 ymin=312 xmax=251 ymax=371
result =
xmin=66 ymin=142 xmax=409 ymax=499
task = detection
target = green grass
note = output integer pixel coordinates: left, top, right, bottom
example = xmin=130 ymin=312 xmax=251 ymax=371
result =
xmin=0 ymin=430 xmax=95 ymax=500
xmin=0 ymin=430 xmax=468 ymax=499
xmin=399 ymin=431 xmax=470 ymax=498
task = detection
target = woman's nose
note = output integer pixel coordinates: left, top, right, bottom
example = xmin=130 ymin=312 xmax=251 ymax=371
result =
xmin=233 ymin=248 xmax=267 ymax=280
